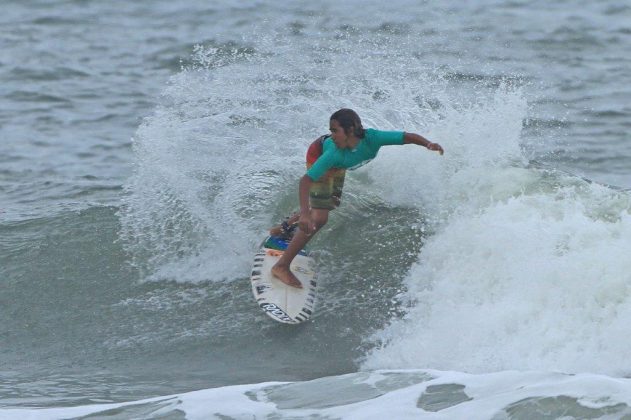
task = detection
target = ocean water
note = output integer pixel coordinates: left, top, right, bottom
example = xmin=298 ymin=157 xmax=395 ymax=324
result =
xmin=1 ymin=0 xmax=631 ymax=418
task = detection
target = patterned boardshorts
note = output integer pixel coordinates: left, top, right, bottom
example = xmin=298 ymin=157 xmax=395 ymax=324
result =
xmin=305 ymin=135 xmax=346 ymax=210
xmin=308 ymin=166 xmax=346 ymax=210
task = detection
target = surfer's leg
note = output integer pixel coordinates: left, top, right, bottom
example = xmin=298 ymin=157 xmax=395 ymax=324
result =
xmin=272 ymin=208 xmax=329 ymax=288
xmin=272 ymin=169 xmax=341 ymax=288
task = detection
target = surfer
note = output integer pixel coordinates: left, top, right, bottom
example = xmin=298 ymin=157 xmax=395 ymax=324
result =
xmin=271 ymin=108 xmax=444 ymax=288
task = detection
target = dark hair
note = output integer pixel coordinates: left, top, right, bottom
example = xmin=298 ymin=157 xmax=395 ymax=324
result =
xmin=330 ymin=108 xmax=365 ymax=138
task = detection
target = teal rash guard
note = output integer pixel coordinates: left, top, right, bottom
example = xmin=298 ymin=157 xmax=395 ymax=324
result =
xmin=305 ymin=128 xmax=405 ymax=181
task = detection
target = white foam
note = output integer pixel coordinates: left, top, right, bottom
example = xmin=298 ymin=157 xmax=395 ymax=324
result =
xmin=363 ymin=95 xmax=631 ymax=375
xmin=349 ymin=66 xmax=631 ymax=376
xmin=5 ymin=369 xmax=631 ymax=419
xmin=364 ymin=85 xmax=528 ymax=216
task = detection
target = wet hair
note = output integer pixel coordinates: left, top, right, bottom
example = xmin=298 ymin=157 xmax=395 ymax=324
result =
xmin=330 ymin=108 xmax=365 ymax=138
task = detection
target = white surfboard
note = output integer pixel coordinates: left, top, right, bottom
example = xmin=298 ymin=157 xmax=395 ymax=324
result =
xmin=250 ymin=236 xmax=317 ymax=324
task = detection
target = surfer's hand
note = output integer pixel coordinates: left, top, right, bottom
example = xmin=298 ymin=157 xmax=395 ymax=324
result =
xmin=427 ymin=142 xmax=444 ymax=155
xmin=299 ymin=213 xmax=314 ymax=235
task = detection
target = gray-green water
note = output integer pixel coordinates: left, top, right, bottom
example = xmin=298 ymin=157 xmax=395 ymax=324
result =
xmin=2 ymin=1 xmax=631 ymax=417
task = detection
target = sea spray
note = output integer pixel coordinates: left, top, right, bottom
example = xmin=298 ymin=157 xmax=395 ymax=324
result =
xmin=117 ymin=34 xmax=470 ymax=283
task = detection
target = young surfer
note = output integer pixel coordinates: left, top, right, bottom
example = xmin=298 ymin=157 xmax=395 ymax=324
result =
xmin=271 ymin=108 xmax=444 ymax=288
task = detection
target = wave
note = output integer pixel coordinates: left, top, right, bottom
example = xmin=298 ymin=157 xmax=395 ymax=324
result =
xmin=5 ymin=369 xmax=631 ymax=419
xmin=117 ymin=28 xmax=631 ymax=381
xmin=363 ymin=133 xmax=631 ymax=375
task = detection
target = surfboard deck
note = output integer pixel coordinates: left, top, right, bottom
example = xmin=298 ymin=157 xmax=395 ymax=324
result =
xmin=250 ymin=236 xmax=317 ymax=324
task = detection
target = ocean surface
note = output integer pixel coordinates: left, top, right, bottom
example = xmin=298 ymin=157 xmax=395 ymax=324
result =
xmin=1 ymin=0 xmax=631 ymax=418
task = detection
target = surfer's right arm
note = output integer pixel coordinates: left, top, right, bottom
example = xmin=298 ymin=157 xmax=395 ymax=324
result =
xmin=298 ymin=175 xmax=314 ymax=234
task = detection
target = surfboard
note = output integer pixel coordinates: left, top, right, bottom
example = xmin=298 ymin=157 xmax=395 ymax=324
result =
xmin=250 ymin=236 xmax=317 ymax=324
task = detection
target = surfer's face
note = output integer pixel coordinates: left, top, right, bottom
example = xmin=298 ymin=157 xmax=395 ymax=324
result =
xmin=329 ymin=119 xmax=352 ymax=148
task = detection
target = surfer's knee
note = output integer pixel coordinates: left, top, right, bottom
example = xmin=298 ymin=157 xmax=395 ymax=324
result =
xmin=311 ymin=211 xmax=329 ymax=230
xmin=314 ymin=218 xmax=327 ymax=230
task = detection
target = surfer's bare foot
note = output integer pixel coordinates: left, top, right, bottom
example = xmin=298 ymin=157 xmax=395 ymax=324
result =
xmin=271 ymin=265 xmax=303 ymax=288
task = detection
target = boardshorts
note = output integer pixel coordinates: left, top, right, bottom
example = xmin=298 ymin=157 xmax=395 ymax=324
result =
xmin=306 ymin=135 xmax=345 ymax=210
xmin=308 ymin=167 xmax=346 ymax=210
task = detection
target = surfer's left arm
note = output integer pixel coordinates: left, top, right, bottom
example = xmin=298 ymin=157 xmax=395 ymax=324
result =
xmin=404 ymin=132 xmax=444 ymax=155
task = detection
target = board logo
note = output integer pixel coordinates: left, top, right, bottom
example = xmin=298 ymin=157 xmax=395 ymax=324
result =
xmin=260 ymin=303 xmax=293 ymax=323
xmin=292 ymin=266 xmax=313 ymax=275
xmin=256 ymin=285 xmax=270 ymax=295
